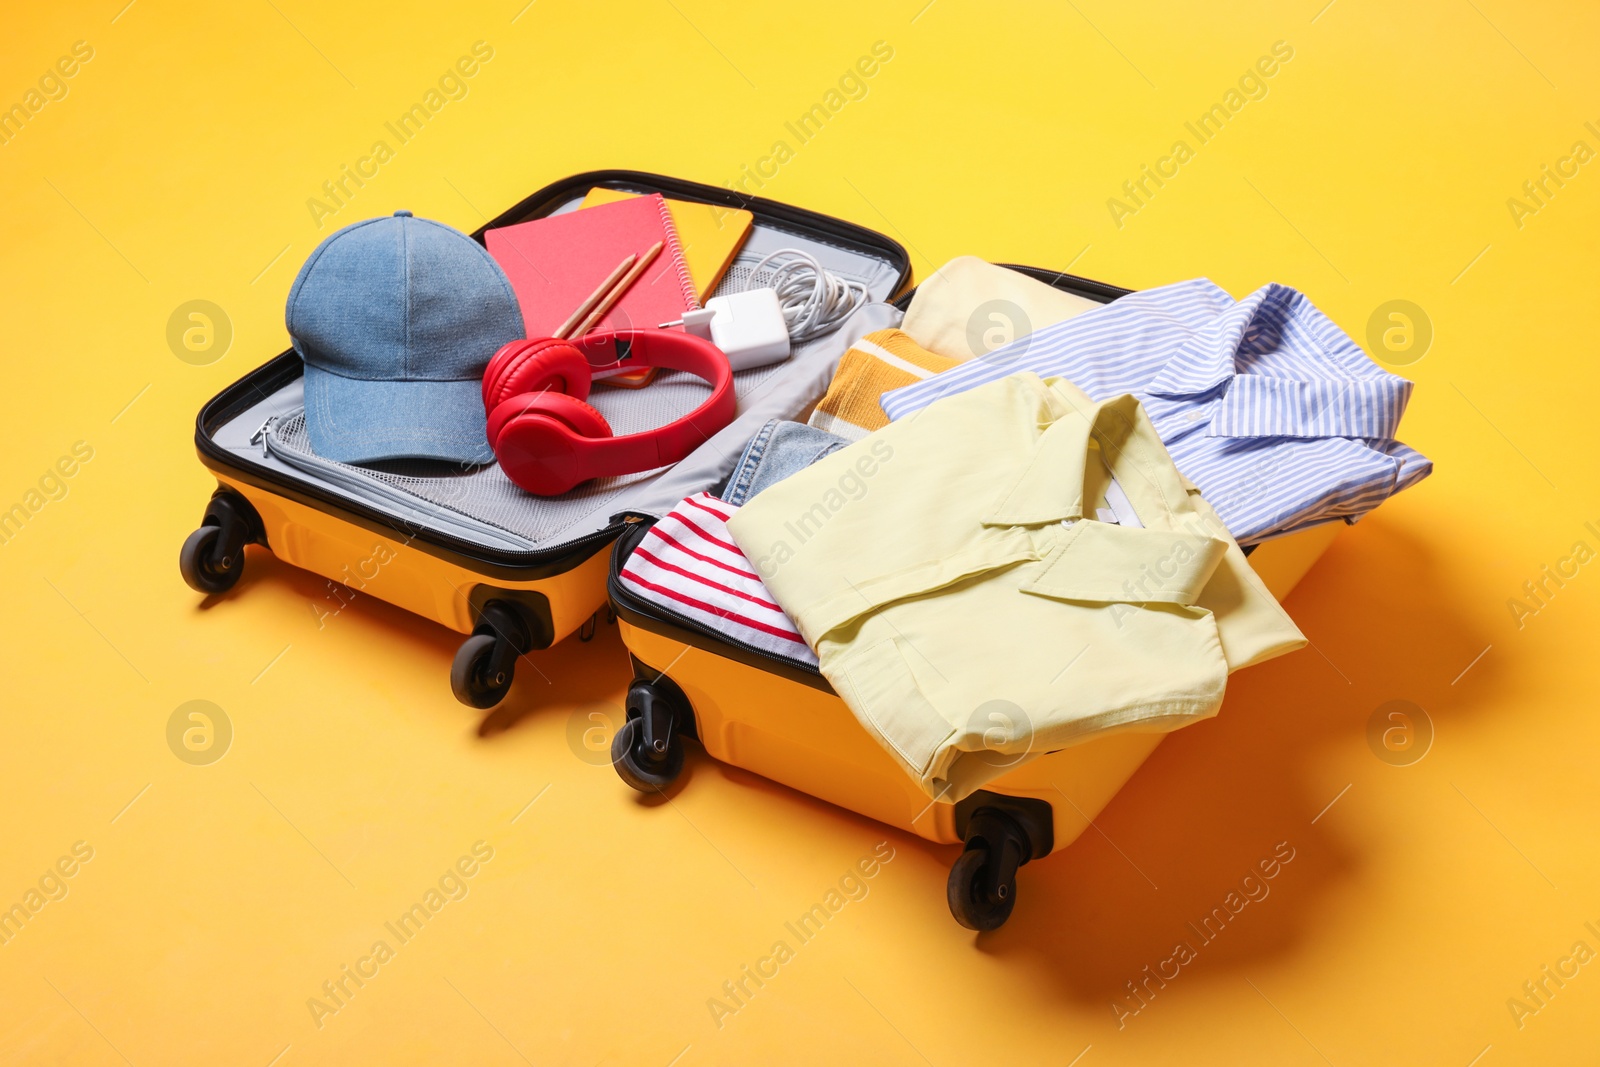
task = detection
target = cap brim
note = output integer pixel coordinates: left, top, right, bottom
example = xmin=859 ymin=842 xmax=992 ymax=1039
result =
xmin=303 ymin=366 xmax=496 ymax=466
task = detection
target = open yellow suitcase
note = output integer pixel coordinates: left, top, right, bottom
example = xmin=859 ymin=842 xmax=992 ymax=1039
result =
xmin=604 ymin=267 xmax=1344 ymax=931
xmin=182 ymin=171 xmax=910 ymax=708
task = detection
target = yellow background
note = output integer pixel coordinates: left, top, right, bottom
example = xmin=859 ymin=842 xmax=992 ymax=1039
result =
xmin=2 ymin=1 xmax=1597 ymax=1063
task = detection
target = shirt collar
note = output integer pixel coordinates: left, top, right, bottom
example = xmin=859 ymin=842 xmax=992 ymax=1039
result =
xmin=1143 ymin=286 xmax=1273 ymax=398
xmin=977 ymin=384 xmax=1229 ymax=605
xmin=980 ymin=383 xmax=1198 ymax=531
xmin=1144 ymin=283 xmax=1415 ymax=441
xmin=979 ymin=380 xmax=1095 ymax=527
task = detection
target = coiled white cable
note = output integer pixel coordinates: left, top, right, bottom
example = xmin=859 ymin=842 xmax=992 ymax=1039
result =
xmin=746 ymin=248 xmax=868 ymax=344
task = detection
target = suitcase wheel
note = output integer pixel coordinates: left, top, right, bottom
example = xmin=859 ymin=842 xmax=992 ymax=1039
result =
xmin=947 ymin=807 xmax=1033 ymax=932
xmin=451 ymin=600 xmax=539 ymax=709
xmin=611 ymin=680 xmax=685 ymax=792
xmin=179 ymin=491 xmax=258 ymax=595
xmin=450 ymin=633 xmax=516 ymax=709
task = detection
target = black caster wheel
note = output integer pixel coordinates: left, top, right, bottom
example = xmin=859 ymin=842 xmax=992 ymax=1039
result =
xmin=180 ymin=491 xmax=259 ymax=595
xmin=450 ymin=633 xmax=515 ymax=709
xmin=451 ymin=600 xmax=539 ymax=709
xmin=179 ymin=524 xmax=244 ymax=594
xmin=947 ymin=846 xmax=1017 ymax=931
xmin=611 ymin=681 xmax=684 ymax=792
xmin=611 ymin=718 xmax=685 ymax=792
xmin=947 ymin=806 xmax=1034 ymax=931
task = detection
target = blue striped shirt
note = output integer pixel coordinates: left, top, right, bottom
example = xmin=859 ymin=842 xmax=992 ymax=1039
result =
xmin=881 ymin=279 xmax=1431 ymax=544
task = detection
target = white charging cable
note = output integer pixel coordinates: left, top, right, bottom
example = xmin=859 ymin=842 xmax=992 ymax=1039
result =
xmin=747 ymin=249 xmax=868 ymax=344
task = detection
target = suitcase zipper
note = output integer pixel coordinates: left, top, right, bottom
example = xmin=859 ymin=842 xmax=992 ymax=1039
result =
xmin=249 ymin=416 xmax=276 ymax=458
xmin=259 ymin=414 xmax=542 ymax=553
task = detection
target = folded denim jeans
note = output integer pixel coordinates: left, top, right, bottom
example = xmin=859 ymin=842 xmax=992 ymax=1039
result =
xmin=722 ymin=419 xmax=849 ymax=506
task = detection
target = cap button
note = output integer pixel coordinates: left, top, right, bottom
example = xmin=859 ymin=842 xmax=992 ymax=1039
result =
xmin=394 ymin=209 xmax=413 ymax=217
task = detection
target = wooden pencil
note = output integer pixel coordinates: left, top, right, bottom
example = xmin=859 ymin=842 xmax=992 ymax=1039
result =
xmin=571 ymin=241 xmax=663 ymax=337
xmin=554 ymin=253 xmax=636 ymax=340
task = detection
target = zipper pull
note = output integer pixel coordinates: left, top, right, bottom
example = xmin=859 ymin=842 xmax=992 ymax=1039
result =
xmin=250 ymin=416 xmax=277 ymax=457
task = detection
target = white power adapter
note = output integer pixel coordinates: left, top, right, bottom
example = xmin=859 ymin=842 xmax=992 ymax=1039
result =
xmin=662 ymin=249 xmax=866 ymax=368
xmin=667 ymin=288 xmax=791 ymax=371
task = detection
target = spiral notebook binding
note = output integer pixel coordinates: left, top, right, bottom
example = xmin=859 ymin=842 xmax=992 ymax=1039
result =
xmin=651 ymin=193 xmax=702 ymax=311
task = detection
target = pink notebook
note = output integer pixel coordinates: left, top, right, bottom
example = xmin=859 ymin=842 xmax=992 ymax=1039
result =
xmin=485 ymin=193 xmax=699 ymax=339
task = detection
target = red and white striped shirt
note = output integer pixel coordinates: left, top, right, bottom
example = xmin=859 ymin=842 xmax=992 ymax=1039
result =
xmin=617 ymin=493 xmax=817 ymax=666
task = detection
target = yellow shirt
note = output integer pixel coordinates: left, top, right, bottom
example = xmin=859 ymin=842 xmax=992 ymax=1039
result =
xmin=727 ymin=373 xmax=1306 ymax=802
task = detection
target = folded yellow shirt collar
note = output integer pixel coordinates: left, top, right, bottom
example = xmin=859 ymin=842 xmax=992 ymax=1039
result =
xmin=976 ymin=380 xmax=1227 ymax=606
xmin=982 ymin=382 xmax=1195 ymax=527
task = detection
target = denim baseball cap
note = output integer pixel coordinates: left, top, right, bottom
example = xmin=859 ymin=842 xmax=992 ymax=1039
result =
xmin=286 ymin=210 xmax=523 ymax=465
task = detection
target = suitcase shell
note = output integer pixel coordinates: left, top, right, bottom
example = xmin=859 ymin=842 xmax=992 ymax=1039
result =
xmin=603 ymin=266 xmax=1344 ymax=928
xmin=183 ymin=171 xmax=910 ymax=708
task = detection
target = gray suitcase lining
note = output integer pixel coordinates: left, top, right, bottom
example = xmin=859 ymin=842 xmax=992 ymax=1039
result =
xmin=211 ymin=196 xmax=905 ymax=553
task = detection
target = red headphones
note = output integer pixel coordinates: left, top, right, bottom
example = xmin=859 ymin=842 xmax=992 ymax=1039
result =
xmin=483 ymin=329 xmax=736 ymax=496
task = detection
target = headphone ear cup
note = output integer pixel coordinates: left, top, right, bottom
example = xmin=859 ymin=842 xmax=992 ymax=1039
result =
xmin=482 ymin=339 xmax=539 ymax=409
xmin=488 ymin=393 xmax=615 ymax=497
xmin=487 ymin=392 xmax=613 ymax=447
xmin=482 ymin=339 xmax=594 ymax=411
